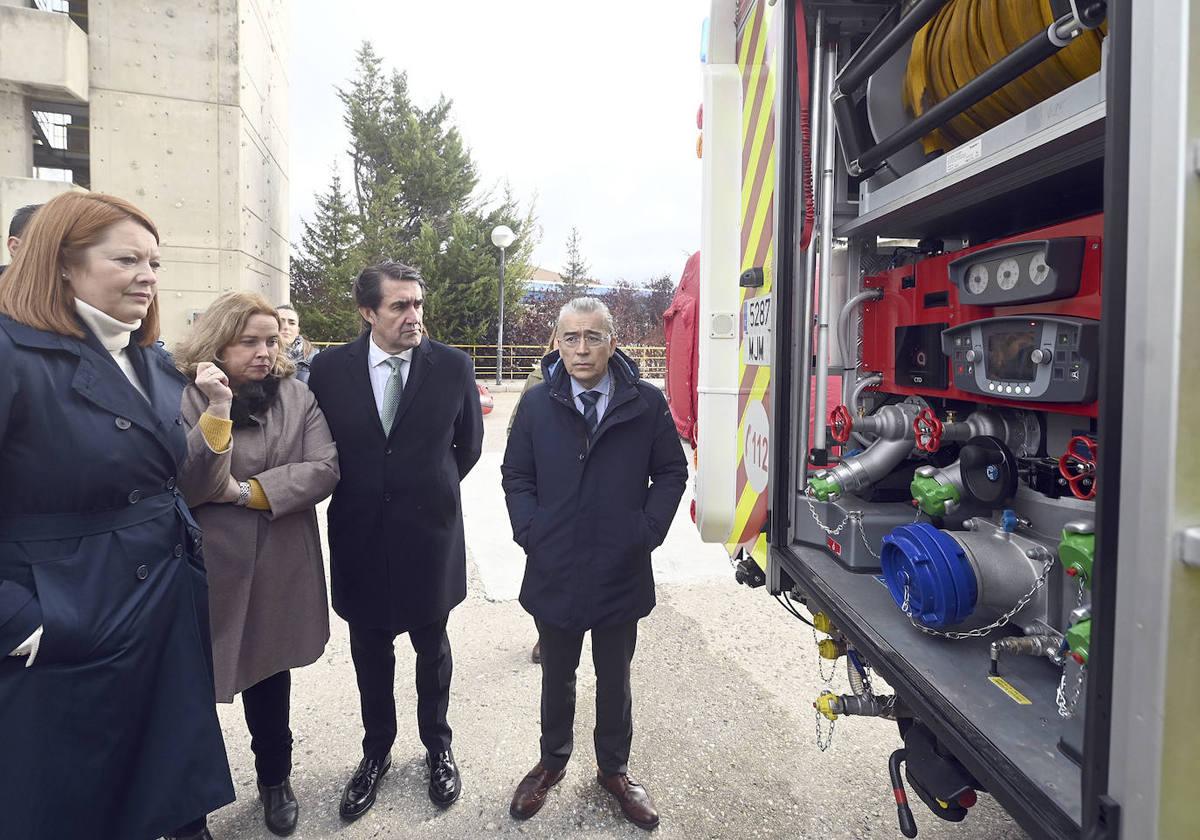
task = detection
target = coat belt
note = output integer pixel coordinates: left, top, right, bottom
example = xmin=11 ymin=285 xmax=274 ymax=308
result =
xmin=0 ymin=491 xmax=181 ymax=542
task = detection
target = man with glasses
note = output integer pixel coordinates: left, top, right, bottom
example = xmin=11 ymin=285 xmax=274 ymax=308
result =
xmin=307 ymin=261 xmax=483 ymax=820
xmin=501 ymin=297 xmax=687 ymax=830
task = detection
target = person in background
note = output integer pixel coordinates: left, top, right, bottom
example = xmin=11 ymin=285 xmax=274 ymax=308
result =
xmin=0 ymin=192 xmax=234 ymax=840
xmin=276 ymin=304 xmax=318 ymax=383
xmin=506 ymin=323 xmax=558 ymax=665
xmin=174 ymin=291 xmax=340 ymax=837
xmin=0 ymin=203 xmax=41 ymax=275
xmin=502 ymin=297 xmax=687 ymax=830
xmin=307 ymin=261 xmax=483 ymax=820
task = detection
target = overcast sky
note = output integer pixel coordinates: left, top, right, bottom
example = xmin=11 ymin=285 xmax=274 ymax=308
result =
xmin=290 ymin=0 xmax=710 ymax=286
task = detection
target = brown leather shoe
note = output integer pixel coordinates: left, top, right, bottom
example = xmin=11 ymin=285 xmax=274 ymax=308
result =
xmin=597 ymin=771 xmax=659 ymax=830
xmin=509 ymin=762 xmax=566 ymax=820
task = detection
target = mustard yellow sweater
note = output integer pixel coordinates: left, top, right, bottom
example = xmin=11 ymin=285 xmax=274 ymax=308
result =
xmin=197 ymin=412 xmax=270 ymax=510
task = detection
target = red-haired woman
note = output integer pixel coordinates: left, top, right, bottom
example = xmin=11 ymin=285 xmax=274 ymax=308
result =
xmin=0 ymin=192 xmax=234 ymax=840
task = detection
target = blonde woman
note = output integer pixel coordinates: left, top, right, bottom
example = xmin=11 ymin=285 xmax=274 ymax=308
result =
xmin=175 ymin=291 xmax=339 ymax=837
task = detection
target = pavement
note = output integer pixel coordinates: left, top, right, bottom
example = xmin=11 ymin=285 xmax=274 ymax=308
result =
xmin=206 ymin=390 xmax=1028 ymax=840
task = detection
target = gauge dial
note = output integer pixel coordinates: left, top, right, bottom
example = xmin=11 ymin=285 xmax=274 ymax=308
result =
xmin=965 ymin=264 xmax=989 ymax=295
xmin=997 ymin=258 xmax=1020 ymax=291
xmin=1029 ymin=252 xmax=1050 ymax=285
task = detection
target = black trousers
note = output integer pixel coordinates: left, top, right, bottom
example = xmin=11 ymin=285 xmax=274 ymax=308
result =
xmin=535 ymin=618 xmax=638 ymax=776
xmin=348 ymin=617 xmax=453 ymax=760
xmin=174 ymin=670 xmax=292 ymax=834
xmin=242 ymin=669 xmax=293 ymax=786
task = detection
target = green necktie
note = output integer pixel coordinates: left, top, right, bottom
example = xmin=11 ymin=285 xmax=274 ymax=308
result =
xmin=381 ymin=356 xmax=404 ymax=435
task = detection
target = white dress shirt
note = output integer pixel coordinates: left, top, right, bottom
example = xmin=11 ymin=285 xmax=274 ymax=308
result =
xmin=570 ymin=371 xmax=612 ymax=427
xmin=367 ymin=336 xmax=413 ymax=415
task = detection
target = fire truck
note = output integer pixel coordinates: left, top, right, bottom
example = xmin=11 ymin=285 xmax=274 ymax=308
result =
xmin=676 ymin=1 xmax=1199 ymax=837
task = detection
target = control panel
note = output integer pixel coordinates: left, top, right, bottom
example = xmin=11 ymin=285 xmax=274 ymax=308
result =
xmin=942 ymin=316 xmax=1100 ymax=403
xmin=948 ymin=237 xmax=1085 ymax=307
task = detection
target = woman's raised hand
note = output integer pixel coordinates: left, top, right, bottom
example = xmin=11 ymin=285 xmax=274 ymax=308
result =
xmin=196 ymin=361 xmax=233 ymax=406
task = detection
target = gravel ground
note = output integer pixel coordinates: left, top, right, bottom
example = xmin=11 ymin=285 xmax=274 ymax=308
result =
xmin=205 ymin=391 xmax=1029 ymax=840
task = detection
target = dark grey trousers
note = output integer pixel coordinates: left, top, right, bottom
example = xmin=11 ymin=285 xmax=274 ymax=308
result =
xmin=534 ymin=618 xmax=639 ymax=776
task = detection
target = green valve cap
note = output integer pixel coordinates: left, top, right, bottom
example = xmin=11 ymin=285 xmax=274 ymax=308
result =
xmin=1065 ymin=618 xmax=1092 ymax=666
xmin=910 ymin=473 xmax=960 ymax=517
xmin=809 ymin=474 xmax=842 ymax=501
xmin=1059 ymin=527 xmax=1095 ymax=585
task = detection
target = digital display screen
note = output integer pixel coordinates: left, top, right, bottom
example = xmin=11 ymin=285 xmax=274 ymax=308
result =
xmin=987 ymin=330 xmax=1038 ymax=382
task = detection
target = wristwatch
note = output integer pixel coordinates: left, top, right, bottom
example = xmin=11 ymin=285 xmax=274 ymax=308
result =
xmin=235 ymin=480 xmax=252 ymax=507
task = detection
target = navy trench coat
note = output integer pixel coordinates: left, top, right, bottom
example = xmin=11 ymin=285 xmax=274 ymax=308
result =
xmin=501 ymin=350 xmax=688 ymax=631
xmin=0 ymin=314 xmax=234 ymax=840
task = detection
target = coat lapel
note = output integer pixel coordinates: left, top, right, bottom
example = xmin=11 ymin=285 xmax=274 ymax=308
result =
xmin=345 ymin=332 xmax=387 ymax=438
xmin=69 ymin=340 xmax=178 ymax=463
xmin=388 ymin=337 xmax=433 ymax=439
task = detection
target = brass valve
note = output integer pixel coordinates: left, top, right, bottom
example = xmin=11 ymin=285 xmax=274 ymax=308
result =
xmin=818 ymin=638 xmax=847 ymax=660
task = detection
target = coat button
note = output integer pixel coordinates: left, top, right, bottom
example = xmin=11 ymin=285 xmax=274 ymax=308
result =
xmin=135 ymin=564 xmax=149 ymax=581
xmin=128 ymin=489 xmax=142 ymax=504
xmin=385 ymin=448 xmax=393 ymax=455
xmin=115 ymin=417 xmax=132 ymax=430
xmin=174 ymin=416 xmax=183 ymax=426
xmin=166 ymin=477 xmax=177 ymax=490
xmin=173 ymin=544 xmax=184 ymax=558
xmin=384 ymin=493 xmax=392 ymax=502
xmin=578 ymin=452 xmax=585 ymax=461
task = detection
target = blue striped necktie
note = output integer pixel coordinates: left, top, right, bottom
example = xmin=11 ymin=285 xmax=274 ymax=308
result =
xmin=579 ymin=390 xmax=601 ymax=435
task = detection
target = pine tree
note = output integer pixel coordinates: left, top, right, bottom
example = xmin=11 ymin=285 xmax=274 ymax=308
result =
xmin=559 ymin=226 xmax=590 ymax=301
xmin=290 ymin=41 xmax=537 ymax=345
xmin=290 ymin=171 xmax=361 ymax=341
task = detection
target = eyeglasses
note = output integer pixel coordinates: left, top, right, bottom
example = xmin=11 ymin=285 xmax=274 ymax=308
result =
xmin=560 ymin=332 xmax=610 ymax=348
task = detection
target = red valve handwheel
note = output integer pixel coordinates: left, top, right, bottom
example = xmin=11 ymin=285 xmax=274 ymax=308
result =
xmin=913 ymin=407 xmax=944 ymax=453
xmin=829 ymin=404 xmax=854 ymax=444
xmin=1058 ymin=435 xmax=1098 ymax=500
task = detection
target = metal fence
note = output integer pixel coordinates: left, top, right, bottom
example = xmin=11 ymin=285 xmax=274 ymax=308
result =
xmin=310 ymin=342 xmax=667 ymax=381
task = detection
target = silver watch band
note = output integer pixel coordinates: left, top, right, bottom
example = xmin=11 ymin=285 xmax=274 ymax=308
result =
xmin=235 ymin=480 xmax=251 ymax=506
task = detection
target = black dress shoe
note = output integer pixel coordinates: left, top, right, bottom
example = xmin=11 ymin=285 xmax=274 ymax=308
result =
xmin=426 ymin=749 xmax=462 ymax=808
xmin=258 ymin=778 xmax=299 ymax=836
xmin=339 ymin=754 xmax=391 ymax=821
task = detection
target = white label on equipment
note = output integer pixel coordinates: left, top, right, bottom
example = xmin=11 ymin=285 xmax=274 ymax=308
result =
xmin=743 ymin=401 xmax=770 ymax=493
xmin=743 ymin=295 xmax=772 ymax=366
xmin=945 ymin=137 xmax=983 ymax=173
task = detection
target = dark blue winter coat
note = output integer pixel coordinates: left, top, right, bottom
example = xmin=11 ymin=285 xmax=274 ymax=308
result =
xmin=501 ymin=349 xmax=688 ymax=631
xmin=0 ymin=314 xmax=234 ymax=840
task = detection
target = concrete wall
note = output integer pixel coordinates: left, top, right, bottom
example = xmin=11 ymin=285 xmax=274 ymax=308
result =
xmin=87 ymin=0 xmax=290 ymax=342
xmin=0 ymin=2 xmax=289 ymax=339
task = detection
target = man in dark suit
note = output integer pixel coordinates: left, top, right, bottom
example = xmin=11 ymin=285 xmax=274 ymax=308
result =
xmin=501 ymin=297 xmax=687 ymax=830
xmin=307 ymin=261 xmax=483 ymax=819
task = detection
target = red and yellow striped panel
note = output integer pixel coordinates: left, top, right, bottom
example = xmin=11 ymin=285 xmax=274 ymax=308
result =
xmin=729 ymin=0 xmax=776 ymax=559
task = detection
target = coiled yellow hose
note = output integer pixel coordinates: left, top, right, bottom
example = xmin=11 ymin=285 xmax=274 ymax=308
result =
xmin=903 ymin=0 xmax=1105 ymax=154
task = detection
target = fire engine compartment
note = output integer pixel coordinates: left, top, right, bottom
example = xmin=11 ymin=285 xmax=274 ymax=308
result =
xmin=764 ymin=2 xmax=1114 ymax=837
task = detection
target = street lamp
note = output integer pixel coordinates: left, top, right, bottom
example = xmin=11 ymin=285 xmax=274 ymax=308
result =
xmin=491 ymin=224 xmax=517 ymax=385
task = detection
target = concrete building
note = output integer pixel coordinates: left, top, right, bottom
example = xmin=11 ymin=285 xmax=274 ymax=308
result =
xmin=0 ymin=0 xmax=289 ymax=341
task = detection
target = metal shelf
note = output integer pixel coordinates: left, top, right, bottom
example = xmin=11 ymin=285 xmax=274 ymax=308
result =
xmin=836 ymin=71 xmax=1106 ymax=242
xmin=775 ymin=540 xmax=1083 ymax=840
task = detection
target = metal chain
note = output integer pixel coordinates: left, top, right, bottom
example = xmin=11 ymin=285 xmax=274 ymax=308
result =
xmin=815 ymin=709 xmax=836 ymax=751
xmin=1057 ymin=578 xmax=1089 ymax=718
xmin=1056 ymin=662 xmax=1086 ymax=718
xmin=902 ymin=551 xmax=1056 ymax=640
xmin=804 ymin=491 xmax=919 ymax=562
xmin=813 ymin=625 xmax=837 ymax=684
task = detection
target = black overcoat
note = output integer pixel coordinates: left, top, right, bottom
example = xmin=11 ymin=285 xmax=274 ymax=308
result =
xmin=501 ymin=350 xmax=688 ymax=631
xmin=0 ymin=314 xmax=234 ymax=840
xmin=308 ymin=334 xmax=483 ymax=633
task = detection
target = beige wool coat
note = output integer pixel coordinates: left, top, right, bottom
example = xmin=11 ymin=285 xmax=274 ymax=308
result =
xmin=179 ymin=377 xmax=340 ymax=703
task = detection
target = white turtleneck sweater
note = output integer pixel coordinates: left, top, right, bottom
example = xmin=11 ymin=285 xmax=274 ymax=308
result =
xmin=74 ymin=297 xmax=151 ymax=402
xmin=7 ymin=299 xmax=154 ymax=665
